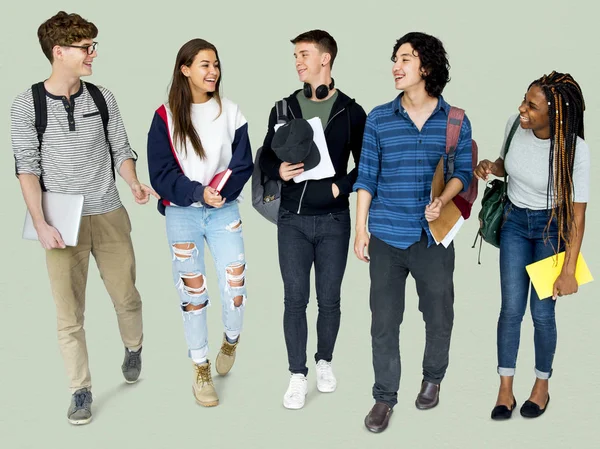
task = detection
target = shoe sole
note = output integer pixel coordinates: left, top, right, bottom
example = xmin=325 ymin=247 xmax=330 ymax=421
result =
xmin=317 ymin=384 xmax=336 ymax=393
xmin=283 ymin=395 xmax=307 ymax=409
xmin=283 ymin=402 xmax=305 ymax=410
xmin=364 ymin=409 xmax=393 ymax=433
xmin=193 ymin=387 xmax=219 ymax=407
xmin=195 ymin=398 xmax=219 ymax=407
xmin=415 ymin=399 xmax=439 ymax=410
xmin=68 ymin=417 xmax=92 ymax=425
xmin=124 ymin=378 xmax=139 ymax=384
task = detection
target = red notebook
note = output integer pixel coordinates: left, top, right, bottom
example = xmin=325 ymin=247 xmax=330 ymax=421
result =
xmin=209 ymin=169 xmax=232 ymax=193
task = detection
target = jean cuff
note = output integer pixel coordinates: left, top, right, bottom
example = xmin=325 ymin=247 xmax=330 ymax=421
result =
xmin=535 ymin=368 xmax=552 ymax=380
xmin=497 ymin=367 xmax=515 ymax=376
xmin=189 ymin=346 xmax=209 ymax=362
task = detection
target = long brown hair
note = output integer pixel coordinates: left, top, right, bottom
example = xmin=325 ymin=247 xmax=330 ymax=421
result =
xmin=168 ymin=38 xmax=222 ymax=159
xmin=528 ymin=71 xmax=585 ymax=249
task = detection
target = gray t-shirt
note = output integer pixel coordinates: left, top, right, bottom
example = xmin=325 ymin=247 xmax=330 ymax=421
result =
xmin=296 ymin=90 xmax=338 ymax=129
xmin=500 ymin=114 xmax=590 ymax=209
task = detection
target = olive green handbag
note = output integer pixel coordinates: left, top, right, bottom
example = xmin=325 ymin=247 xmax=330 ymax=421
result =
xmin=472 ymin=117 xmax=520 ymax=262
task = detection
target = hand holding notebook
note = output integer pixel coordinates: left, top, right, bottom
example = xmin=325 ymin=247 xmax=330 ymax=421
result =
xmin=526 ymin=252 xmax=593 ymax=300
xmin=209 ymin=169 xmax=232 ymax=194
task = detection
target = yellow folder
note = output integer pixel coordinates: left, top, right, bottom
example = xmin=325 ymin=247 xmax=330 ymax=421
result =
xmin=525 ymin=252 xmax=593 ymax=300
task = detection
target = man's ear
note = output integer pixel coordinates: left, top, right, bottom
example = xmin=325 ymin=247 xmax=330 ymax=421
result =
xmin=321 ymin=52 xmax=331 ymax=68
xmin=52 ymin=45 xmax=63 ymax=61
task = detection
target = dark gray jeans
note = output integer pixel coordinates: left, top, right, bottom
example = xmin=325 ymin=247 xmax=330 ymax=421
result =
xmin=277 ymin=207 xmax=351 ymax=376
xmin=369 ymin=231 xmax=455 ymax=408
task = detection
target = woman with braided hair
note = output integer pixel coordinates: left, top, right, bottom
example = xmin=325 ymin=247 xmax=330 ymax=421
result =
xmin=474 ymin=71 xmax=589 ymax=420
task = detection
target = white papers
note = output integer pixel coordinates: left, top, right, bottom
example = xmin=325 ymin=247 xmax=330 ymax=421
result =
xmin=432 ymin=215 xmax=464 ymax=248
xmin=274 ymin=117 xmax=336 ymax=182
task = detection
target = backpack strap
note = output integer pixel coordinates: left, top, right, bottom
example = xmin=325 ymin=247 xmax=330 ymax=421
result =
xmin=85 ymin=81 xmax=138 ymax=179
xmin=275 ymin=99 xmax=288 ymax=124
xmin=31 ymin=82 xmax=48 ymax=191
xmin=445 ymin=106 xmax=465 ymax=183
xmin=503 ymin=116 xmax=520 ymax=160
xmin=84 ymin=82 xmax=109 ymax=143
xmin=32 ymin=82 xmax=47 ymax=147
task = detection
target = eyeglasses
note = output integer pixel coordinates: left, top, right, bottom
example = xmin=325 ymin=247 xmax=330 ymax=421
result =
xmin=63 ymin=41 xmax=98 ymax=55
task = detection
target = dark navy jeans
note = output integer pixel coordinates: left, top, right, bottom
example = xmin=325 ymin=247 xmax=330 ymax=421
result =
xmin=277 ymin=207 xmax=351 ymax=376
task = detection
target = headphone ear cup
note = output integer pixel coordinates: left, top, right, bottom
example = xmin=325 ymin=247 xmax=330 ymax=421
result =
xmin=303 ymin=83 xmax=312 ymax=98
xmin=315 ymin=84 xmax=329 ymax=100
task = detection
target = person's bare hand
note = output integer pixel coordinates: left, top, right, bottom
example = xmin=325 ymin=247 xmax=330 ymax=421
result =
xmin=204 ymin=187 xmax=226 ymax=208
xmin=279 ymin=162 xmax=304 ymax=181
xmin=425 ymin=197 xmax=444 ymax=222
xmin=354 ymin=229 xmax=370 ymax=262
xmin=34 ymin=221 xmax=66 ymax=249
xmin=474 ymin=159 xmax=497 ymax=181
xmin=130 ymin=180 xmax=160 ymax=204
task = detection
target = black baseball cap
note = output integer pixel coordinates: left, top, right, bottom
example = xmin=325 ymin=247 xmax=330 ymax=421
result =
xmin=272 ymin=119 xmax=321 ymax=171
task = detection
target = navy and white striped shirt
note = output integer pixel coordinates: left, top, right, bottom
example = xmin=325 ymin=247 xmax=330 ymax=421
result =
xmin=353 ymin=94 xmax=472 ymax=250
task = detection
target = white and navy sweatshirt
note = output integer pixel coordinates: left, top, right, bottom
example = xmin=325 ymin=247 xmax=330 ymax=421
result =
xmin=147 ymin=97 xmax=253 ymax=215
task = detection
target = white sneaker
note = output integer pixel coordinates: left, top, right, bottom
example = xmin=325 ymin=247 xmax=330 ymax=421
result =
xmin=283 ymin=373 xmax=308 ymax=409
xmin=316 ymin=360 xmax=337 ymax=393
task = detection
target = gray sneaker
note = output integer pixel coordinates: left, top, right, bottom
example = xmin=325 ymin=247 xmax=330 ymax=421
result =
xmin=121 ymin=347 xmax=142 ymax=383
xmin=67 ymin=388 xmax=93 ymax=425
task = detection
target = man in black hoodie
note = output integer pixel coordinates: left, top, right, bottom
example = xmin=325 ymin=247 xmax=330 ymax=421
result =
xmin=259 ymin=30 xmax=367 ymax=410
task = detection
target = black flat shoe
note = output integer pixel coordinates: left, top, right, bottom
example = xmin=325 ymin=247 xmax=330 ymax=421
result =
xmin=491 ymin=397 xmax=517 ymax=420
xmin=520 ymin=394 xmax=550 ymax=418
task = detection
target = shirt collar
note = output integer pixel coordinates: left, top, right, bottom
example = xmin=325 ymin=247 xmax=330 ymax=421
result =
xmin=392 ymin=92 xmax=450 ymax=117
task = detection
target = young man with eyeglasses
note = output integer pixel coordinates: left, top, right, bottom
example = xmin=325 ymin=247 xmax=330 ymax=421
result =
xmin=10 ymin=11 xmax=158 ymax=425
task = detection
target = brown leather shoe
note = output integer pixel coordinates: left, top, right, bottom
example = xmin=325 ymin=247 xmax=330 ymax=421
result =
xmin=364 ymin=402 xmax=393 ymax=433
xmin=415 ymin=381 xmax=440 ymax=410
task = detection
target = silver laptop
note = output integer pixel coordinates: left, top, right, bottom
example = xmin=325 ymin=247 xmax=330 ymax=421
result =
xmin=22 ymin=191 xmax=85 ymax=247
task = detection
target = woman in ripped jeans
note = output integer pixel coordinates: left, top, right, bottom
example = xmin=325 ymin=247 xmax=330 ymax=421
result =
xmin=147 ymin=38 xmax=253 ymax=406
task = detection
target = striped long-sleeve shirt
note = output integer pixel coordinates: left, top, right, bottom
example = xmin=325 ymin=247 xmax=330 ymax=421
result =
xmin=11 ymin=81 xmax=136 ymax=216
xmin=353 ymin=94 xmax=473 ymax=250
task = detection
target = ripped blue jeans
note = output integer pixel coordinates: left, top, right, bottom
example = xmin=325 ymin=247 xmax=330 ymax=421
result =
xmin=165 ymin=202 xmax=247 ymax=362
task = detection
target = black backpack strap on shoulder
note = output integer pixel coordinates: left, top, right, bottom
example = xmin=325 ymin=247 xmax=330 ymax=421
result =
xmin=276 ymin=99 xmax=288 ymax=124
xmin=31 ymin=82 xmax=48 ymax=191
xmin=32 ymin=82 xmax=47 ymax=148
xmin=84 ymin=81 xmax=131 ymax=178
xmin=84 ymin=82 xmax=109 ymax=144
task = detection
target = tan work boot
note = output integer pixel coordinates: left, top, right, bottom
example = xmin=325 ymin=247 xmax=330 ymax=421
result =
xmin=192 ymin=361 xmax=219 ymax=407
xmin=215 ymin=333 xmax=240 ymax=376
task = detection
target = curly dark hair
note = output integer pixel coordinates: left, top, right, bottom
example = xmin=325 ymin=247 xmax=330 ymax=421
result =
xmin=391 ymin=32 xmax=450 ymax=97
xmin=38 ymin=11 xmax=98 ymax=63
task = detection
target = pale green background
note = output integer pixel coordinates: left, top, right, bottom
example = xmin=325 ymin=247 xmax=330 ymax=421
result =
xmin=1 ymin=0 xmax=598 ymax=448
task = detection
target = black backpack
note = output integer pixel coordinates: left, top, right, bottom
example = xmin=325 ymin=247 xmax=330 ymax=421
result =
xmin=29 ymin=81 xmax=135 ymax=190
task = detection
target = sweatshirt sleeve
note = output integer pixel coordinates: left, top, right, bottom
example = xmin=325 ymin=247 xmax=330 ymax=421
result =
xmin=146 ymin=108 xmax=204 ymax=207
xmin=219 ymin=107 xmax=253 ymax=201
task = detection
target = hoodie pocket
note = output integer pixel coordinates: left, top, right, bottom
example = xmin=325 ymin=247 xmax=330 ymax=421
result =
xmin=303 ymin=180 xmax=336 ymax=209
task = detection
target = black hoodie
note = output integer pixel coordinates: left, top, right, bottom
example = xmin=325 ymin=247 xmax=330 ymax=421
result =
xmin=259 ymin=89 xmax=367 ymax=215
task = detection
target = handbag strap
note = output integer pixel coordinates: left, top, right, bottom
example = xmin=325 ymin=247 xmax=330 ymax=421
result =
xmin=502 ymin=117 xmax=521 ymax=189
